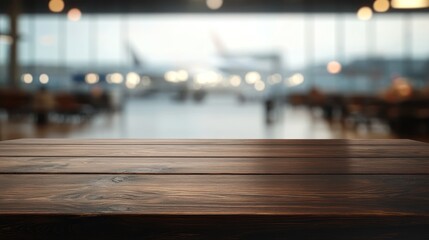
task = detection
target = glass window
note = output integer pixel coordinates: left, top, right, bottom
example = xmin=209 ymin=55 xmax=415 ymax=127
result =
xmin=33 ymin=16 xmax=61 ymax=64
xmin=412 ymin=14 xmax=429 ymax=58
xmin=313 ymin=14 xmax=336 ymax=65
xmin=344 ymin=15 xmax=367 ymax=63
xmin=18 ymin=14 xmax=32 ymax=65
xmin=96 ymin=15 xmax=125 ymax=66
xmin=0 ymin=15 xmax=9 ymax=84
xmin=66 ymin=15 xmax=90 ymax=65
xmin=6 ymin=12 xmax=429 ymax=91
xmin=375 ymin=14 xmax=404 ymax=58
xmin=275 ymin=14 xmax=306 ymax=71
xmin=0 ymin=14 xmax=8 ymax=32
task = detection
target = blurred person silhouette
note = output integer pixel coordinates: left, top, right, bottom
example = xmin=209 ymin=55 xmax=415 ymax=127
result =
xmin=90 ymin=85 xmax=104 ymax=111
xmin=33 ymin=86 xmax=55 ymax=125
xmin=264 ymin=85 xmax=280 ymax=125
xmin=264 ymin=97 xmax=275 ymax=125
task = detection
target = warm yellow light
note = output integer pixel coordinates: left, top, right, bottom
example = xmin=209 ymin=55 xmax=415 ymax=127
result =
xmin=254 ymin=81 xmax=266 ymax=92
xmin=39 ymin=74 xmax=49 ymax=84
xmin=391 ymin=0 xmax=429 ymax=9
xmin=287 ymin=73 xmax=304 ymax=86
xmin=245 ymin=71 xmax=261 ymax=84
xmin=125 ymin=81 xmax=137 ymax=89
xmin=357 ymin=6 xmax=373 ymax=21
xmin=195 ymin=71 xmax=220 ymax=85
xmin=327 ymin=61 xmax=342 ymax=74
xmin=206 ymin=0 xmax=223 ymax=10
xmin=165 ymin=71 xmax=178 ymax=83
xmin=177 ymin=70 xmax=189 ymax=82
xmin=126 ymin=72 xmax=141 ymax=85
xmin=229 ymin=75 xmax=241 ymax=87
xmin=373 ymin=0 xmax=390 ymax=12
xmin=21 ymin=73 xmax=33 ymax=84
xmin=125 ymin=72 xmax=141 ymax=89
xmin=49 ymin=0 xmax=65 ymax=13
xmin=85 ymin=73 xmax=99 ymax=84
xmin=393 ymin=78 xmax=413 ymax=97
xmin=397 ymin=85 xmax=412 ymax=97
xmin=107 ymin=73 xmax=124 ymax=84
xmin=68 ymin=8 xmax=82 ymax=22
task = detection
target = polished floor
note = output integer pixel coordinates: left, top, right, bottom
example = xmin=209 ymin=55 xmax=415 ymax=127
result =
xmin=0 ymin=94 xmax=397 ymax=140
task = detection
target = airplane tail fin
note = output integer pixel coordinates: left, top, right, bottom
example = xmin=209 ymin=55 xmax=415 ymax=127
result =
xmin=125 ymin=41 xmax=144 ymax=67
xmin=210 ymin=31 xmax=228 ymax=57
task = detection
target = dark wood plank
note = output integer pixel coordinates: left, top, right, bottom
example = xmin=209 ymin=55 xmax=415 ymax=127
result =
xmin=1 ymin=215 xmax=428 ymax=240
xmin=0 ymin=144 xmax=428 ymax=157
xmin=0 ymin=175 xmax=427 ymax=215
xmin=1 ymin=139 xmax=428 ymax=239
xmin=1 ymin=138 xmax=426 ymax=145
xmin=1 ymin=157 xmax=428 ymax=174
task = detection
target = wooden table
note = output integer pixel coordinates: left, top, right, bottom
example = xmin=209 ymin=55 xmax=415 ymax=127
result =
xmin=0 ymin=139 xmax=428 ymax=239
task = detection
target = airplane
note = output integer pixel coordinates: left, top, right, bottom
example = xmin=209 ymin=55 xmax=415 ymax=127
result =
xmin=9 ymin=29 xmax=291 ymax=103
xmin=204 ymin=31 xmax=287 ymax=100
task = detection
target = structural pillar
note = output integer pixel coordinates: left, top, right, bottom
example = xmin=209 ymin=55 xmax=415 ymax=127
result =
xmin=7 ymin=0 xmax=21 ymax=89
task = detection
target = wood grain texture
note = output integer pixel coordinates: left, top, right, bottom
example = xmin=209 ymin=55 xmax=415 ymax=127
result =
xmin=1 ymin=138 xmax=426 ymax=145
xmin=1 ymin=157 xmax=428 ymax=174
xmin=0 ymin=139 xmax=428 ymax=239
xmin=0 ymin=175 xmax=428 ymax=215
xmin=1 ymin=144 xmax=428 ymax=157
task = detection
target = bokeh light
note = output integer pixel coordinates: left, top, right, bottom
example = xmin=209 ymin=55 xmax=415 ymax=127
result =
xmin=287 ymin=73 xmax=304 ymax=86
xmin=107 ymin=73 xmax=125 ymax=84
xmin=177 ymin=70 xmax=189 ymax=82
xmin=165 ymin=71 xmax=178 ymax=83
xmin=85 ymin=73 xmax=99 ymax=84
xmin=126 ymin=72 xmax=141 ymax=85
xmin=245 ymin=71 xmax=261 ymax=84
xmin=21 ymin=74 xmax=33 ymax=84
xmin=357 ymin=6 xmax=373 ymax=21
xmin=391 ymin=0 xmax=429 ymax=9
xmin=195 ymin=71 xmax=221 ymax=85
xmin=68 ymin=8 xmax=82 ymax=22
xmin=229 ymin=75 xmax=242 ymax=87
xmin=48 ymin=0 xmax=65 ymax=13
xmin=39 ymin=74 xmax=49 ymax=84
xmin=373 ymin=0 xmax=390 ymax=12
xmin=268 ymin=73 xmax=282 ymax=85
xmin=327 ymin=61 xmax=342 ymax=74
xmin=206 ymin=0 xmax=223 ymax=10
xmin=254 ymin=81 xmax=266 ymax=92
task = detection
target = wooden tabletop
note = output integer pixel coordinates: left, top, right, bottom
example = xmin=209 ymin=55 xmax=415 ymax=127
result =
xmin=0 ymin=139 xmax=428 ymax=239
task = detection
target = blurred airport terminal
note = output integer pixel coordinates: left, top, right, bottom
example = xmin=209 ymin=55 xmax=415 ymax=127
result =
xmin=0 ymin=0 xmax=429 ymax=140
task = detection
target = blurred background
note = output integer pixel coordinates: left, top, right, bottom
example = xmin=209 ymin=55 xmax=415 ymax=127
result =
xmin=0 ymin=0 xmax=428 ymax=141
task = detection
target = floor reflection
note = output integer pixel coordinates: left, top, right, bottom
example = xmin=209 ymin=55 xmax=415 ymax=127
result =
xmin=0 ymin=94 xmax=400 ymax=140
